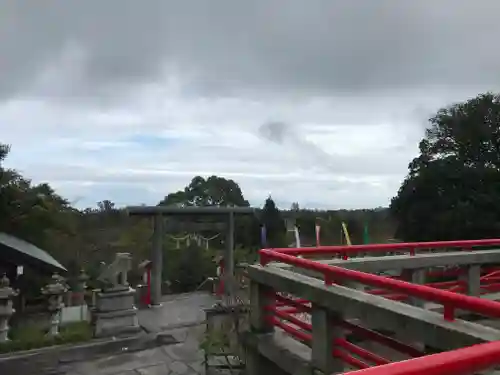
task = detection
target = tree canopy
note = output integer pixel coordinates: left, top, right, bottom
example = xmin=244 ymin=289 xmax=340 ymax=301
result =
xmin=0 ymin=144 xmax=72 ymax=248
xmin=261 ymin=196 xmax=286 ymax=247
xmin=391 ymin=93 xmax=500 ymax=241
xmin=159 ymin=175 xmax=250 ymax=207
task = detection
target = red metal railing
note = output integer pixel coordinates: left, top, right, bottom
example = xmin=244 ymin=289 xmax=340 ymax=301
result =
xmin=260 ymin=249 xmax=500 ymax=321
xmin=341 ymin=340 xmax=500 ymax=375
xmin=266 ymin=238 xmax=500 ymax=259
xmin=370 ymin=269 xmax=500 ymax=301
xmin=366 ymin=263 xmax=500 ymax=301
xmin=269 ymin=296 xmax=389 ymax=368
xmin=269 ymin=294 xmax=500 ymax=374
xmin=269 ymin=293 xmax=424 ymax=366
xmin=372 ymin=266 xmax=500 ymax=298
xmin=258 ymin=240 xmax=500 ymax=373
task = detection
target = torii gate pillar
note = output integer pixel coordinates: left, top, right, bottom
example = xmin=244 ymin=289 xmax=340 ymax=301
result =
xmin=224 ymin=211 xmax=235 ymax=297
xmin=127 ymin=206 xmax=255 ymax=307
xmin=151 ymin=215 xmax=163 ymax=306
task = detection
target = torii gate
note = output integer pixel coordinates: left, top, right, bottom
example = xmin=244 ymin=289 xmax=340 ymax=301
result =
xmin=127 ymin=206 xmax=256 ymax=306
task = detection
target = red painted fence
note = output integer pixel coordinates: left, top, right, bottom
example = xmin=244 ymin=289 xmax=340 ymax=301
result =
xmin=342 ymin=340 xmax=500 ymax=375
xmin=270 ymin=293 xmax=424 ymax=369
xmin=259 ymin=239 xmax=500 ymax=374
xmin=371 ymin=266 xmax=500 ymax=301
xmin=266 ymin=238 xmax=500 ymax=258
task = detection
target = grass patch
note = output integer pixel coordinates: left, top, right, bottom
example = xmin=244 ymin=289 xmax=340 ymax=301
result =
xmin=0 ymin=321 xmax=92 ymax=354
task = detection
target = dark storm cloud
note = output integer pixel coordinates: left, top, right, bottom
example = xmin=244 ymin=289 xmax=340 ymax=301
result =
xmin=2 ymin=0 xmax=500 ymax=100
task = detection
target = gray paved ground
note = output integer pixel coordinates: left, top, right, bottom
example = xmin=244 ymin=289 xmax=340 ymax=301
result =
xmin=22 ymin=289 xmax=500 ymax=374
xmin=61 ymin=292 xmax=220 ymax=375
xmin=139 ymin=292 xmax=218 ymax=333
xmin=64 ymin=326 xmax=206 ymax=375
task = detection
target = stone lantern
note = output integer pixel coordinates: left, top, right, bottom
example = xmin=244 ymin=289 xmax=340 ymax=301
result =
xmin=77 ymin=269 xmax=89 ymax=290
xmin=41 ymin=273 xmax=68 ymax=336
xmin=0 ymin=274 xmax=17 ymax=342
xmin=76 ymin=269 xmax=89 ymax=306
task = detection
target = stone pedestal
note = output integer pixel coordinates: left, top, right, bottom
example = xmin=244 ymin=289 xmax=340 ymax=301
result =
xmin=95 ymin=253 xmax=140 ymax=337
xmin=94 ymin=286 xmax=140 ymax=338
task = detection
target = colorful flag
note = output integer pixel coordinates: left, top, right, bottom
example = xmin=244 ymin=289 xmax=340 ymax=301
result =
xmin=293 ymin=226 xmax=301 ymax=248
xmin=261 ymin=225 xmax=267 ymax=247
xmin=341 ymin=222 xmax=352 ymax=246
xmin=363 ymin=223 xmax=370 ymax=244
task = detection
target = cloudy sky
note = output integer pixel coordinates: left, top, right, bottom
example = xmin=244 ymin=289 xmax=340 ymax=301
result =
xmin=2 ymin=1 xmax=500 ymax=209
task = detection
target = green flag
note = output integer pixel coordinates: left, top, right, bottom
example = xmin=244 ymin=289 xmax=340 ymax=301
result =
xmin=363 ymin=223 xmax=370 ymax=244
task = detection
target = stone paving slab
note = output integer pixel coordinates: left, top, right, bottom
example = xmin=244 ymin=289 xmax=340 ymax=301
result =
xmin=138 ymin=292 xmax=217 ymax=333
xmin=59 ymin=292 xmax=218 ymax=375
xmin=62 ymin=326 xmax=205 ymax=375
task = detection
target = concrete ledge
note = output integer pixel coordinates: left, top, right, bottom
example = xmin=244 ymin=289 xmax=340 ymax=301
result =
xmin=248 ymin=265 xmax=500 ymax=350
xmin=94 ymin=307 xmax=138 ymax=318
xmin=243 ymin=330 xmax=315 ymax=375
xmin=0 ymin=332 xmax=177 ymax=374
xmin=97 ymin=287 xmax=135 ymax=298
xmin=94 ymin=324 xmax=142 ymax=339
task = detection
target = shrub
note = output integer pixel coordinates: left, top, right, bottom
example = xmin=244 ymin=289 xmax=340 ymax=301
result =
xmin=0 ymin=321 xmax=92 ymax=354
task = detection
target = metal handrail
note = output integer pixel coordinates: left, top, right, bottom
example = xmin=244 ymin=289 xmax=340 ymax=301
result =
xmin=259 ymin=249 xmax=500 ymax=320
xmin=341 ymin=340 xmax=500 ymax=375
xmin=266 ymin=238 xmax=500 ymax=256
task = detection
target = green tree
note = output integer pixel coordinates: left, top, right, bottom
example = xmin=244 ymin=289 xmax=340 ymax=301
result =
xmin=261 ymin=196 xmax=286 ymax=247
xmin=391 ymin=93 xmax=500 ymax=241
xmin=97 ymin=200 xmax=116 ymax=212
xmin=158 ymin=175 xmax=259 ymax=250
xmin=165 ymin=243 xmax=215 ymax=293
xmin=0 ymin=143 xmax=78 ymax=296
xmin=0 ymin=144 xmax=71 ymax=248
xmin=159 ymin=175 xmax=249 ymax=207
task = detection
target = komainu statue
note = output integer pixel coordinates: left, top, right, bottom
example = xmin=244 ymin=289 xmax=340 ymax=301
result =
xmin=98 ymin=253 xmax=132 ymax=290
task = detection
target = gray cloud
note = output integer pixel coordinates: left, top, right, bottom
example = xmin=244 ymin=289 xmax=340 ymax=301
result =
xmin=3 ymin=0 xmax=500 ymax=209
xmin=258 ymin=121 xmax=334 ymax=167
xmin=2 ymin=0 xmax=500 ymax=102
xmin=258 ymin=121 xmax=409 ymax=176
xmin=258 ymin=121 xmax=291 ymax=144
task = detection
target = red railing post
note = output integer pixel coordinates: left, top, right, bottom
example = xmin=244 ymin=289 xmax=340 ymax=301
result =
xmin=443 ymin=305 xmax=455 ymax=321
xmin=260 ymin=253 xmax=271 ymax=266
xmin=324 ymin=274 xmax=334 ymax=286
